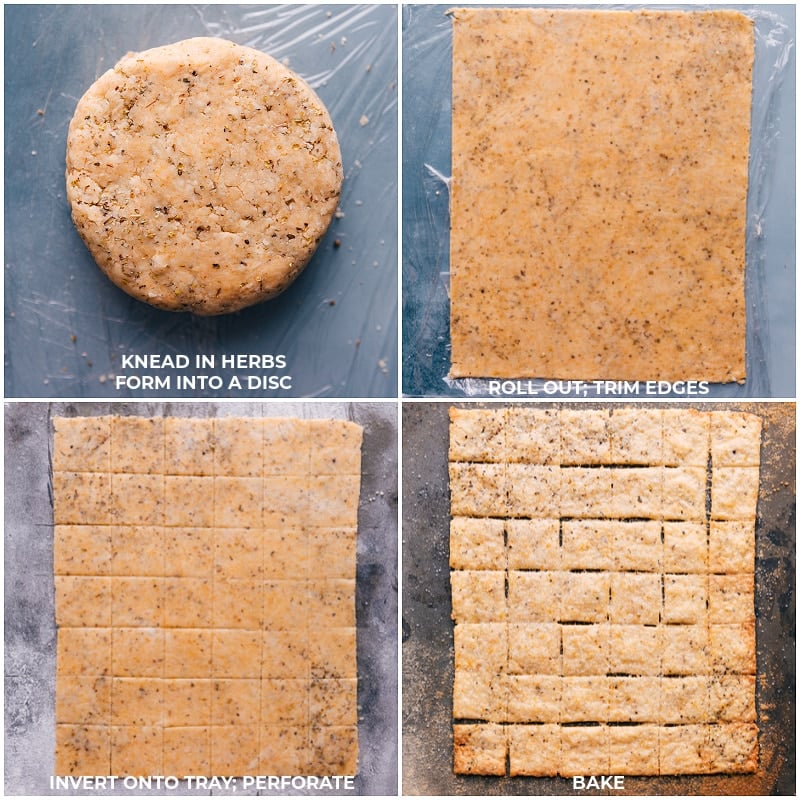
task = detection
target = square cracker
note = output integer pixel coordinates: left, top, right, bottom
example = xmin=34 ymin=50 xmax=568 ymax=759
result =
xmin=455 ymin=623 xmax=507 ymax=675
xmin=560 ymin=519 xmax=612 ymax=570
xmin=663 ymin=408 xmax=711 ymax=466
xmin=559 ymin=726 xmax=609 ymax=777
xmin=505 ymin=464 xmax=561 ymax=518
xmin=507 ymin=623 xmax=560 ymax=675
xmin=608 ymin=407 xmax=663 ymax=464
xmin=506 ymin=675 xmax=560 ymax=723
xmin=506 ymin=518 xmax=560 ymax=569
xmin=504 ymin=407 xmax=560 ymax=464
xmin=453 ymin=671 xmax=507 ymax=721
xmin=711 ymin=412 xmax=762 ymax=466
xmin=507 ymin=571 xmax=560 ymax=623
xmin=608 ymin=724 xmax=659 ymax=775
xmin=709 ymin=520 xmax=755 ymax=573
xmin=508 ymin=724 xmax=560 ymax=777
xmin=452 ymin=571 xmax=506 ymax=623
xmin=561 ymin=624 xmax=608 ymax=677
xmin=453 ymin=725 xmax=508 ymax=775
xmin=607 ymin=676 xmax=661 ymax=723
xmin=450 ymin=517 xmax=505 ymax=570
xmin=449 ymin=463 xmax=508 ymax=517
xmin=663 ymin=574 xmax=708 ymax=624
xmin=450 ymin=8 xmax=753 ymax=381
xmin=711 ymin=467 xmax=760 ymax=520
xmin=448 ymin=407 xmax=506 ymax=462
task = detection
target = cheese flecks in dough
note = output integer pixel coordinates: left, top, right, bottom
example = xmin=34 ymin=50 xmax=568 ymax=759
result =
xmin=450 ymin=9 xmax=753 ymax=381
xmin=448 ymin=406 xmax=761 ymax=776
xmin=53 ymin=415 xmax=361 ymax=777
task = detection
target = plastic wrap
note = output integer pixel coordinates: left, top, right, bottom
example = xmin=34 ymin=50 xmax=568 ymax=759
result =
xmin=5 ymin=4 xmax=398 ymax=398
xmin=402 ymin=4 xmax=795 ymax=398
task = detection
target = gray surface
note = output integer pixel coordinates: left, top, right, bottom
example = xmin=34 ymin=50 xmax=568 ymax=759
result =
xmin=4 ymin=401 xmax=398 ymax=796
xmin=5 ymin=5 xmax=398 ymax=399
xmin=401 ymin=4 xmax=796 ymax=398
xmin=402 ymin=401 xmax=795 ymax=795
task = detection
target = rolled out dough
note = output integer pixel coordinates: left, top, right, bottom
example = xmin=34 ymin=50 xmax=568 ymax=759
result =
xmin=450 ymin=9 xmax=754 ymax=381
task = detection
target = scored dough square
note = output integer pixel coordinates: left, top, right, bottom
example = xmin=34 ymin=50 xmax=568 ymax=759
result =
xmin=54 ymin=526 xmax=112 ymax=576
xmin=53 ymin=415 xmax=361 ymax=777
xmin=450 ymin=8 xmax=753 ymax=381
xmin=52 ymin=417 xmax=111 ymax=473
xmin=449 ymin=407 xmax=761 ymax=776
xmin=111 ymin=416 xmax=164 ymax=475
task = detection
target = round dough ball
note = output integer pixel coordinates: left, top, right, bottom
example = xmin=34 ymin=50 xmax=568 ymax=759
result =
xmin=66 ymin=37 xmax=343 ymax=315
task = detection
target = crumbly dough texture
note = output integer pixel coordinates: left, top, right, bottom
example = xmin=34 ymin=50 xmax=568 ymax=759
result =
xmin=66 ymin=37 xmax=342 ymax=315
xmin=53 ymin=415 xmax=361 ymax=777
xmin=450 ymin=9 xmax=753 ymax=381
xmin=449 ymin=407 xmax=761 ymax=776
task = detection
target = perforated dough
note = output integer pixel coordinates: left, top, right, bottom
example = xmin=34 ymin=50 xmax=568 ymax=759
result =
xmin=53 ymin=415 xmax=361 ymax=777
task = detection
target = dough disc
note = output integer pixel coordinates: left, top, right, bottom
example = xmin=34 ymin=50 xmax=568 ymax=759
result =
xmin=66 ymin=37 xmax=343 ymax=315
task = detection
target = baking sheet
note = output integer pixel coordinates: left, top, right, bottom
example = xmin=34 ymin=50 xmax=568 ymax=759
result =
xmin=4 ymin=401 xmax=398 ymax=796
xmin=401 ymin=4 xmax=796 ymax=398
xmin=401 ymin=402 xmax=795 ymax=795
xmin=5 ymin=4 xmax=398 ymax=399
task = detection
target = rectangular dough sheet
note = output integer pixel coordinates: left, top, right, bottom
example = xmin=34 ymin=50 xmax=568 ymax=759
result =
xmin=450 ymin=8 xmax=754 ymax=381
xmin=449 ymin=407 xmax=761 ymax=776
xmin=53 ymin=415 xmax=362 ymax=777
